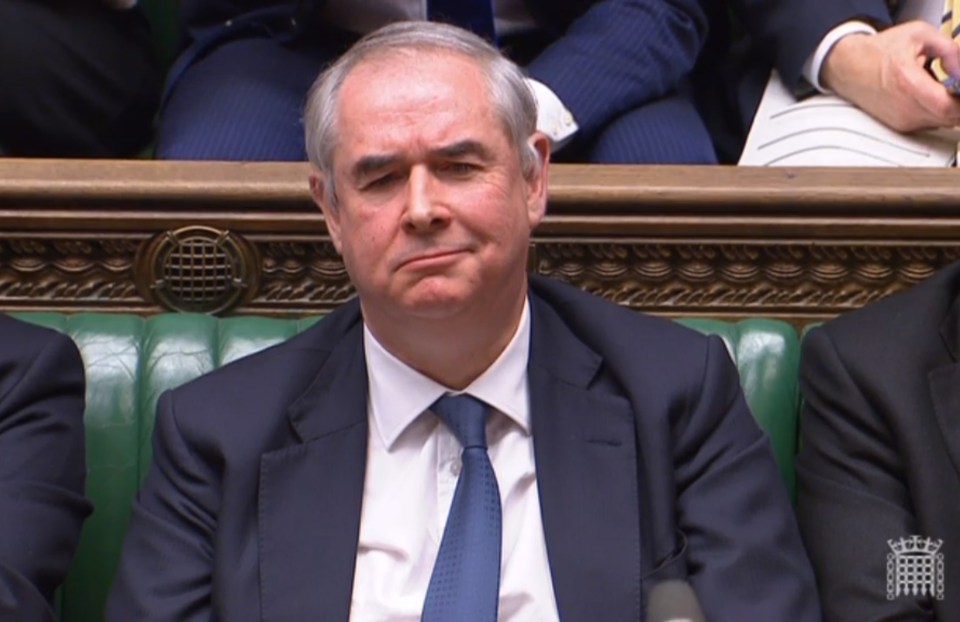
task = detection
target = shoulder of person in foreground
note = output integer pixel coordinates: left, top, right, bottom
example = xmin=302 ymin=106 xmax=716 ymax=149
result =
xmin=529 ymin=275 xmax=821 ymax=621
xmin=151 ymin=297 xmax=366 ymax=441
xmin=0 ymin=314 xmax=91 ymax=621
xmin=808 ymin=260 xmax=960 ymax=363
xmin=106 ymin=299 xmax=367 ymax=620
xmin=798 ymin=262 xmax=960 ymax=621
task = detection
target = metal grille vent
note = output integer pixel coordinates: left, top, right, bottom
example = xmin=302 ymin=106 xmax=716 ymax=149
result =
xmin=136 ymin=226 xmax=259 ymax=314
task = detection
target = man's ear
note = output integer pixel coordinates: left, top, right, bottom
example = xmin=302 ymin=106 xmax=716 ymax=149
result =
xmin=309 ymin=171 xmax=342 ymax=254
xmin=525 ymin=132 xmax=550 ymax=228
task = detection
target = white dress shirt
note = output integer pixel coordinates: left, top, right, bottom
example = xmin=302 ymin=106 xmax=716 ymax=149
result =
xmin=317 ymin=0 xmax=579 ymax=149
xmin=349 ymin=298 xmax=561 ymax=621
xmin=803 ymin=0 xmax=943 ymax=91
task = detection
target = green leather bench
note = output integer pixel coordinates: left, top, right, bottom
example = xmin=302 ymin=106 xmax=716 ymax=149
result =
xmin=13 ymin=313 xmax=801 ymax=622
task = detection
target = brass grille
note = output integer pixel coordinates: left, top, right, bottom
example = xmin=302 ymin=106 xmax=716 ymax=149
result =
xmin=136 ymin=226 xmax=259 ymax=314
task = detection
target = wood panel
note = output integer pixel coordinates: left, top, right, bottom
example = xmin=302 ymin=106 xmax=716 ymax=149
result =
xmin=1 ymin=159 xmax=958 ymax=323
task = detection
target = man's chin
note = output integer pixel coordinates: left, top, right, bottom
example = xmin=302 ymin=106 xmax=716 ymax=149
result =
xmin=386 ymin=276 xmax=479 ymax=315
xmin=397 ymin=291 xmax=473 ymax=320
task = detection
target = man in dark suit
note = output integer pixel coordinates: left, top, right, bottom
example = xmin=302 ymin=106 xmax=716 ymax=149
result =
xmin=702 ymin=0 xmax=960 ymax=162
xmin=798 ymin=261 xmax=960 ymax=620
xmin=0 ymin=315 xmax=91 ymax=620
xmin=108 ymin=21 xmax=818 ymax=620
xmin=0 ymin=0 xmax=161 ymax=157
xmin=157 ymin=0 xmax=717 ymax=163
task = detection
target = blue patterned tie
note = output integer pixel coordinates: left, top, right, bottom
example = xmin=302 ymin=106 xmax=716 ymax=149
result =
xmin=421 ymin=394 xmax=501 ymax=622
xmin=427 ymin=0 xmax=497 ymax=43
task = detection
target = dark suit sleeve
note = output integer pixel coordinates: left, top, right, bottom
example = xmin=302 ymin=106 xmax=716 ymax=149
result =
xmin=0 ymin=322 xmax=90 ymax=619
xmin=797 ymin=327 xmax=937 ymax=621
xmin=673 ymin=336 xmax=820 ymax=621
xmin=730 ymin=0 xmax=892 ymax=91
xmin=106 ymin=392 xmax=218 ymax=621
xmin=525 ymin=0 xmax=708 ymax=138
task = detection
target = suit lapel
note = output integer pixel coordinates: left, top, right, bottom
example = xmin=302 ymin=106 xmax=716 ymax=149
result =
xmin=930 ymin=293 xmax=960 ymax=481
xmin=257 ymin=293 xmax=646 ymax=619
xmin=258 ymin=319 xmax=369 ymax=622
xmin=528 ymin=295 xmax=642 ymax=620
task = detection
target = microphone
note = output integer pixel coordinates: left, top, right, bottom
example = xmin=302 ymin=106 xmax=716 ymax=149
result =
xmin=646 ymin=580 xmax=706 ymax=622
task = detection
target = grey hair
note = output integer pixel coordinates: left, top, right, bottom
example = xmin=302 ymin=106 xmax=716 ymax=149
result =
xmin=304 ymin=20 xmax=540 ymax=208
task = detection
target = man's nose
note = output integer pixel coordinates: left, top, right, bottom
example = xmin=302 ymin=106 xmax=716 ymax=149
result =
xmin=402 ymin=166 xmax=450 ymax=233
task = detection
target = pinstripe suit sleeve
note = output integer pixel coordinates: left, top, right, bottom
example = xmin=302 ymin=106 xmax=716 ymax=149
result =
xmin=524 ymin=0 xmax=708 ymax=138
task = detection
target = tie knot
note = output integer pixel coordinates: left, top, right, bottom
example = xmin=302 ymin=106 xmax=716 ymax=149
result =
xmin=431 ymin=394 xmax=488 ymax=449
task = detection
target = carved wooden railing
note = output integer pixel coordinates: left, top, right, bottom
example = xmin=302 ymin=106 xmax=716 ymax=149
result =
xmin=1 ymin=158 xmax=959 ymax=324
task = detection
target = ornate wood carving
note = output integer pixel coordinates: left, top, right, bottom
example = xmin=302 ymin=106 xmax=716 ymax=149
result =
xmin=532 ymin=242 xmax=960 ymax=320
xmin=0 ymin=235 xmax=144 ymax=310
xmin=1 ymin=236 xmax=958 ymax=321
xmin=256 ymin=241 xmax=354 ymax=311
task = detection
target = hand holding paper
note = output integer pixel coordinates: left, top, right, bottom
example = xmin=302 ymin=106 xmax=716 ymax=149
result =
xmin=820 ymin=21 xmax=960 ymax=132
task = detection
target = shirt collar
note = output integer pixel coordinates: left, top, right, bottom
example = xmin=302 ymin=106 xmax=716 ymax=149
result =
xmin=363 ymin=297 xmax=531 ymax=450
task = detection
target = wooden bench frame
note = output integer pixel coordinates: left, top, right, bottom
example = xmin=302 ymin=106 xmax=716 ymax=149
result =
xmin=2 ymin=159 xmax=959 ymax=325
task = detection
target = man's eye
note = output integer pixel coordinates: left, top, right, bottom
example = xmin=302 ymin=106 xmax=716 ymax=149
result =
xmin=364 ymin=173 xmax=400 ymax=190
xmin=441 ymin=162 xmax=479 ymax=175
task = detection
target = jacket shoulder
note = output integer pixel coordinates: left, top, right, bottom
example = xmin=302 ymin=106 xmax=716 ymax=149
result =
xmin=161 ymin=301 xmax=362 ymax=432
xmin=529 ymin=276 xmax=713 ymax=354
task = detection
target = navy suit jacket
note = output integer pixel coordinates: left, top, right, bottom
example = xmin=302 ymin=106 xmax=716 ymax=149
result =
xmin=107 ymin=276 xmax=818 ymax=620
xmin=697 ymin=0 xmax=893 ymax=161
xmin=733 ymin=0 xmax=891 ymax=93
xmin=799 ymin=261 xmax=960 ymax=621
xmin=0 ymin=315 xmax=90 ymax=620
xmin=174 ymin=0 xmax=707 ymax=143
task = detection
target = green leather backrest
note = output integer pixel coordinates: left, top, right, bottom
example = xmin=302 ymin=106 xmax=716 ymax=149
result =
xmin=12 ymin=312 xmax=799 ymax=622
xmin=679 ymin=318 xmax=801 ymax=502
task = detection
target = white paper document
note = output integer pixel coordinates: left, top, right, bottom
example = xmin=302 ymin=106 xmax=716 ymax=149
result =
xmin=739 ymin=71 xmax=957 ymax=167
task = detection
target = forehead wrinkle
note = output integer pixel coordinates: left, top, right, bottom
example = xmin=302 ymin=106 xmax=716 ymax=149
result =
xmin=335 ymin=50 xmax=507 ymax=179
xmin=342 ymin=49 xmax=491 ymax=118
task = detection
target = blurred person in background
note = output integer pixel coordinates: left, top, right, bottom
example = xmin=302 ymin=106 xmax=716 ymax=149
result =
xmin=155 ymin=0 xmax=719 ymax=164
xmin=0 ymin=0 xmax=162 ymax=157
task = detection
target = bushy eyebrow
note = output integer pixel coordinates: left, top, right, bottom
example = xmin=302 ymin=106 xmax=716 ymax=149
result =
xmin=348 ymin=140 xmax=494 ymax=181
xmin=350 ymin=154 xmax=399 ymax=182
xmin=430 ymin=139 xmax=494 ymax=162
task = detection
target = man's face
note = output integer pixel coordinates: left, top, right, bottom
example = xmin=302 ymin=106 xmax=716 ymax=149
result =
xmin=311 ymin=50 xmax=549 ymax=329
